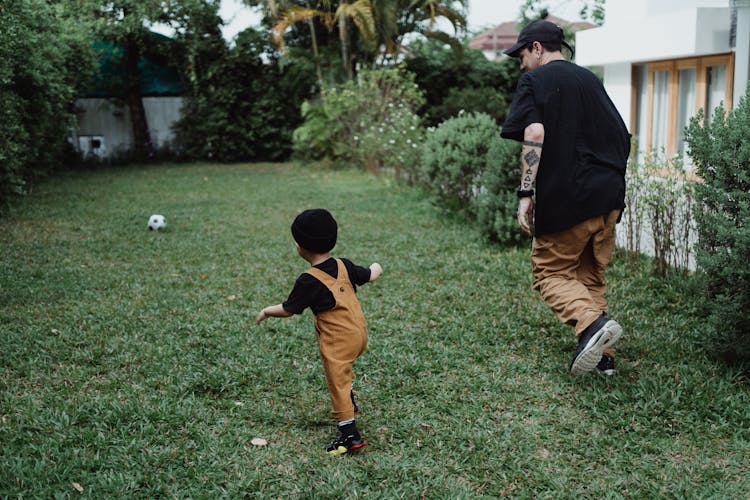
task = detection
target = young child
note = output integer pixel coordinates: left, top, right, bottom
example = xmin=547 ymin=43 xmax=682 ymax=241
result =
xmin=256 ymin=208 xmax=383 ymax=455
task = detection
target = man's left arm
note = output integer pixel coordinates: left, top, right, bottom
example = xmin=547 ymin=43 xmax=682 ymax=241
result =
xmin=518 ymin=123 xmax=545 ymax=236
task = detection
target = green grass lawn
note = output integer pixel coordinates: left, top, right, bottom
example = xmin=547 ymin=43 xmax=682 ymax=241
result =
xmin=2 ymin=162 xmax=749 ymax=497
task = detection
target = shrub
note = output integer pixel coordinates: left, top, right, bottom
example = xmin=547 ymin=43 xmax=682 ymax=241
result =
xmin=174 ymin=29 xmax=316 ymax=163
xmin=0 ymin=0 xmax=95 ymax=203
xmin=685 ymin=85 xmax=750 ymax=364
xmin=622 ymin=150 xmax=696 ymax=275
xmin=621 ymin=148 xmax=646 ymax=266
xmin=473 ymin=139 xmax=523 ymax=246
xmin=422 ymin=112 xmax=500 ymax=214
xmin=292 ymin=67 xmax=425 ymax=180
xmin=428 ymin=86 xmax=508 ymax=126
xmin=404 ymin=39 xmax=519 ymax=127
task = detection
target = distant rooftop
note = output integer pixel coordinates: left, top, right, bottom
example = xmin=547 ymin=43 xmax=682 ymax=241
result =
xmin=469 ymin=15 xmax=595 ymax=54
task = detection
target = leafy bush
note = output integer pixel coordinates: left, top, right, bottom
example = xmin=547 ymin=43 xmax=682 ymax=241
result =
xmin=404 ymin=40 xmax=519 ymax=127
xmin=685 ymin=85 xmax=750 ymax=364
xmin=173 ymin=29 xmax=316 ymax=162
xmin=422 ymin=112 xmax=500 ymax=213
xmin=473 ymin=138 xmax=523 ymax=245
xmin=0 ymin=0 xmax=95 ymax=203
xmin=292 ymin=67 xmax=425 ymax=180
xmin=622 ymin=150 xmax=696 ymax=274
xmin=429 ymin=86 xmax=508 ymax=125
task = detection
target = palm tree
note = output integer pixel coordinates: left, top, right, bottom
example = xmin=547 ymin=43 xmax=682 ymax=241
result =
xmin=259 ymin=0 xmax=466 ymax=80
xmin=270 ymin=0 xmax=376 ymax=80
xmin=335 ymin=0 xmax=376 ymax=78
xmin=372 ymin=0 xmax=467 ymax=64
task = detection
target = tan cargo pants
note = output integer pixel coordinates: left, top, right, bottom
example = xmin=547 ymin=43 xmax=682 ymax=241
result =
xmin=531 ymin=210 xmax=621 ymax=356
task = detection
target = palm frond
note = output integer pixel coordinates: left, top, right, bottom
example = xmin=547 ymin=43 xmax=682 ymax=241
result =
xmin=271 ymin=6 xmax=331 ymax=51
xmin=335 ymin=0 xmax=377 ymax=46
xmin=427 ymin=4 xmax=466 ymax=31
xmin=422 ymin=28 xmax=464 ymax=58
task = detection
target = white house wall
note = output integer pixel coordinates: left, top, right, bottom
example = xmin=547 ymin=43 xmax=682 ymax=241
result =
xmin=576 ymin=7 xmax=731 ymax=66
xmin=143 ymin=97 xmax=183 ymax=151
xmin=603 ymin=63 xmax=633 ymax=129
xmin=75 ymin=97 xmax=183 ymax=158
xmin=735 ymin=0 xmax=750 ymax=102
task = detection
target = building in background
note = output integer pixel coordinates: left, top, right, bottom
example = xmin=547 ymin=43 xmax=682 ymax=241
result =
xmin=469 ymin=15 xmax=594 ymax=61
xmin=72 ymin=33 xmax=184 ymax=160
xmin=575 ymin=0 xmax=750 ymax=163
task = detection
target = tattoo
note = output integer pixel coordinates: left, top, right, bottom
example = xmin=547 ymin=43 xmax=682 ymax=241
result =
xmin=523 ymin=140 xmax=544 ymax=148
xmin=524 ymin=149 xmax=540 ymax=168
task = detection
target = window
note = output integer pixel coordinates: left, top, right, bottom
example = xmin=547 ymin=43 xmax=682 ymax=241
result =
xmin=631 ymin=53 xmax=734 ymax=163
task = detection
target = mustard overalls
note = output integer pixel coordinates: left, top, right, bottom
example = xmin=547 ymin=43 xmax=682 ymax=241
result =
xmin=305 ymin=259 xmax=368 ymax=421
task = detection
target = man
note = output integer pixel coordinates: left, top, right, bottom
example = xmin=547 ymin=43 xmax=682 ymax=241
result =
xmin=500 ymin=20 xmax=631 ymax=376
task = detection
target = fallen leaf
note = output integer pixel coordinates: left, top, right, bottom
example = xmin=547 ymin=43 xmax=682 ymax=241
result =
xmin=72 ymin=482 xmax=84 ymax=492
xmin=251 ymin=438 xmax=267 ymax=446
xmin=200 ymin=274 xmax=208 ymax=280
xmin=227 ymin=295 xmax=236 ymax=301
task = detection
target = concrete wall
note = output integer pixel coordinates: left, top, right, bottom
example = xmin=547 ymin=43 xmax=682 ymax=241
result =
xmin=577 ymin=6 xmax=731 ymax=66
xmin=74 ymin=96 xmax=183 ymax=158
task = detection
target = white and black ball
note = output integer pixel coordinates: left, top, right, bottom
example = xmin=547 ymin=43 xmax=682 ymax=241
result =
xmin=148 ymin=214 xmax=166 ymax=231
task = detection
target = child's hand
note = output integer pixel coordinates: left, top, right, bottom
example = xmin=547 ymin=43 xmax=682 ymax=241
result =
xmin=369 ymin=262 xmax=383 ymax=282
xmin=255 ymin=304 xmax=292 ymax=324
xmin=256 ymin=309 xmax=267 ymax=325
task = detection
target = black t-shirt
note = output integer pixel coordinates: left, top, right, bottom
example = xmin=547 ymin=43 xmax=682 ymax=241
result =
xmin=501 ymin=60 xmax=631 ymax=235
xmin=282 ymin=257 xmax=371 ymax=315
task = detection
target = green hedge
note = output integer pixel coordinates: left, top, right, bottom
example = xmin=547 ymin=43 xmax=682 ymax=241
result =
xmin=421 ymin=112 xmax=523 ymax=245
xmin=686 ymin=85 xmax=750 ymax=364
xmin=0 ymin=0 xmax=94 ymax=204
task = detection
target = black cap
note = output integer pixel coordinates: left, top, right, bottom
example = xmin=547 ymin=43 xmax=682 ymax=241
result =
xmin=504 ymin=20 xmax=573 ymax=57
xmin=291 ymin=208 xmax=338 ymax=253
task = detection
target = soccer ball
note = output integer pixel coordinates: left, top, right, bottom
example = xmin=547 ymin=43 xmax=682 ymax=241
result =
xmin=148 ymin=214 xmax=166 ymax=231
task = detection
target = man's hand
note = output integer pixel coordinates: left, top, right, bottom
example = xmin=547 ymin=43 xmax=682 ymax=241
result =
xmin=255 ymin=309 xmax=268 ymax=325
xmin=518 ymin=197 xmax=534 ymax=236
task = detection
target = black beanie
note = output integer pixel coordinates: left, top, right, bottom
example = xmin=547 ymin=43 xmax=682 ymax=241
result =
xmin=291 ymin=208 xmax=338 ymax=253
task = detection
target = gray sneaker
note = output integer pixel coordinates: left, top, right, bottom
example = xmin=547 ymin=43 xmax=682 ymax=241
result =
xmin=569 ymin=317 xmax=623 ymax=376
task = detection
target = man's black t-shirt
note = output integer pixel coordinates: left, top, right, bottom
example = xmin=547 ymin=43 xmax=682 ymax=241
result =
xmin=501 ymin=60 xmax=631 ymax=236
xmin=282 ymin=257 xmax=371 ymax=315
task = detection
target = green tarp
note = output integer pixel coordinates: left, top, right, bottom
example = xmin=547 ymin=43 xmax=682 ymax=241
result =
xmin=86 ymin=32 xmax=183 ymax=98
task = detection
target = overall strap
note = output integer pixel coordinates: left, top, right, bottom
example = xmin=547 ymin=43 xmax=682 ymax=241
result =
xmin=305 ymin=259 xmax=347 ymax=290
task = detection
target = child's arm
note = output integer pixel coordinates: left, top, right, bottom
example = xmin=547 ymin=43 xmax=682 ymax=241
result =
xmin=369 ymin=263 xmax=383 ymax=282
xmin=256 ymin=303 xmax=293 ymax=325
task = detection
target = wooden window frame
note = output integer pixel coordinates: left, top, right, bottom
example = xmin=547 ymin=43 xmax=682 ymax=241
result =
xmin=631 ymin=53 xmax=734 ymax=158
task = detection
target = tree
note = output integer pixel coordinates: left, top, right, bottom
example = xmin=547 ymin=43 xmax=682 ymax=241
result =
xmin=268 ymin=0 xmax=376 ymax=79
xmin=74 ymin=0 xmax=222 ymax=160
xmin=520 ymin=0 xmax=605 ymax=25
xmin=1 ymin=0 xmax=96 ymax=202
xmin=372 ymin=0 xmax=467 ymax=65
xmin=248 ymin=0 xmax=467 ymax=81
xmin=404 ymin=38 xmax=518 ymax=127
xmin=172 ymin=26 xmax=317 ymax=162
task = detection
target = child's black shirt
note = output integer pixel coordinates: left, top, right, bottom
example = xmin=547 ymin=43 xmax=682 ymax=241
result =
xmin=282 ymin=257 xmax=371 ymax=315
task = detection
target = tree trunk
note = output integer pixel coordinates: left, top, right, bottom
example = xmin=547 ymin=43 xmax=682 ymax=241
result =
xmin=338 ymin=9 xmax=352 ymax=79
xmin=307 ymin=17 xmax=323 ymax=85
xmin=123 ymin=33 xmax=152 ymax=160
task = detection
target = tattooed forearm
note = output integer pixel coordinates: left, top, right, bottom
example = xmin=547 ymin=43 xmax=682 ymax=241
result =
xmin=522 ymin=167 xmax=534 ymax=188
xmin=520 ymin=143 xmax=541 ymax=191
xmin=523 ymin=149 xmax=540 ymax=169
